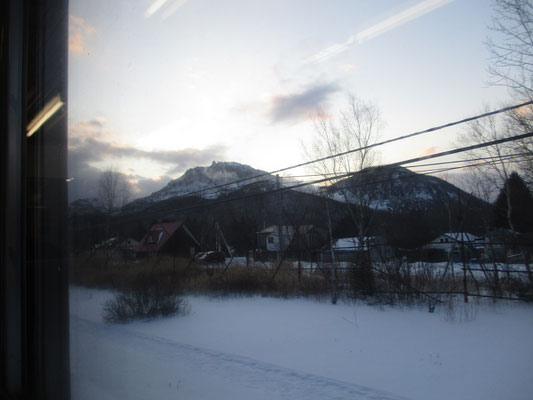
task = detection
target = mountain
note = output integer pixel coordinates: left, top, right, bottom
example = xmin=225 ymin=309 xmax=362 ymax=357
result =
xmin=130 ymin=161 xmax=277 ymax=206
xmin=69 ymin=197 xmax=105 ymax=216
xmin=330 ymin=165 xmax=488 ymax=213
xmin=70 ymin=161 xmax=492 ymax=252
xmin=327 ymin=165 xmax=491 ymax=247
xmin=122 ymin=162 xmax=489 ymax=231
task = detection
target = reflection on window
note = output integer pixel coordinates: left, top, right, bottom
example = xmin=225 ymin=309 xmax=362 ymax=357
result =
xmin=67 ymin=1 xmax=533 ymax=399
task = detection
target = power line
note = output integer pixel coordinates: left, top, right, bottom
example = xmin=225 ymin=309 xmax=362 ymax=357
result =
xmin=313 ymin=157 xmax=524 ymax=198
xmin=145 ymin=100 xmax=533 ymax=200
xmin=121 ymin=130 xmax=533 ymax=218
xmin=284 ymin=152 xmax=533 ymax=183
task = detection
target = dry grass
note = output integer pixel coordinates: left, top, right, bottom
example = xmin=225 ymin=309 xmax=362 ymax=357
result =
xmin=70 ymin=252 xmax=531 ymax=304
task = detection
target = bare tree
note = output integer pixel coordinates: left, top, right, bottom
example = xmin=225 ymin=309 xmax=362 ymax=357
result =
xmin=458 ymin=0 xmax=533 ymax=197
xmin=506 ymin=105 xmax=533 ymax=182
xmin=459 ymin=110 xmax=515 ymax=198
xmin=487 ymin=0 xmax=533 ymax=101
xmin=303 ymin=94 xmax=384 ymax=299
xmin=304 ymin=94 xmax=383 ymax=181
xmin=460 ymin=0 xmax=533 ymax=280
xmin=98 ymin=168 xmax=131 ymax=214
xmin=486 ymin=0 xmax=533 ymax=182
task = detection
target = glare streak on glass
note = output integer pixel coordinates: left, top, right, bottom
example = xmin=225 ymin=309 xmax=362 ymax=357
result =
xmin=26 ymin=94 xmax=64 ymax=137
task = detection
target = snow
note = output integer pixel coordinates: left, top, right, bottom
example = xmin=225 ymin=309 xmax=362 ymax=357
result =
xmin=332 ymin=237 xmax=380 ymax=251
xmin=70 ymin=286 xmax=533 ymax=400
xmin=369 ymin=199 xmax=391 ymax=210
xmin=140 ymin=162 xmax=278 ymax=203
xmin=414 ymin=190 xmax=433 ymax=201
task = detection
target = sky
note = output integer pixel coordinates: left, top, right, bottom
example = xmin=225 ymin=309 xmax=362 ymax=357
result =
xmin=67 ymin=0 xmax=511 ymax=201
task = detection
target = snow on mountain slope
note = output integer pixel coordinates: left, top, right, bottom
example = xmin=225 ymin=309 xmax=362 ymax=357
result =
xmin=122 ymin=162 xmax=486 ymax=216
xmin=330 ymin=165 xmax=486 ymax=212
xmin=139 ymin=161 xmax=276 ymax=202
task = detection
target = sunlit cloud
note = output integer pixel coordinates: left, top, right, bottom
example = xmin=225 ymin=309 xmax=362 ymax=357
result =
xmin=71 ymin=136 xmax=226 ymax=167
xmin=129 ymin=175 xmax=173 ymax=197
xmin=339 ymin=63 xmax=358 ymax=72
xmin=69 ymin=15 xmax=95 ymax=54
xmin=67 ymin=118 xmax=227 ymax=201
xmin=68 ymin=139 xmax=225 ymax=200
xmin=303 ymin=0 xmax=455 ymax=64
xmin=419 ymin=146 xmax=438 ymax=156
xmin=267 ymin=82 xmax=340 ymax=124
xmin=69 ymin=118 xmax=107 ymax=140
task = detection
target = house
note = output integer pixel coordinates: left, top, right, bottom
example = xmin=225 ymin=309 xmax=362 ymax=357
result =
xmin=423 ymin=232 xmax=482 ymax=261
xmin=482 ymin=228 xmax=523 ymax=261
xmin=325 ymin=236 xmax=393 ymax=262
xmin=94 ymin=237 xmax=139 ymax=252
xmin=256 ymin=225 xmax=326 ymax=254
xmin=257 ymin=225 xmax=293 ymax=252
xmin=117 ymin=238 xmax=140 ymax=253
xmin=94 ymin=237 xmax=119 ymax=249
xmin=135 ymin=221 xmax=202 ymax=258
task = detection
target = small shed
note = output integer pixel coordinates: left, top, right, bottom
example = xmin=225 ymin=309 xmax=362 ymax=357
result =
xmin=135 ymin=221 xmax=202 ymax=258
xmin=256 ymin=225 xmax=325 ymax=253
xmin=423 ymin=232 xmax=482 ymax=261
xmin=329 ymin=236 xmax=393 ymax=261
xmin=257 ymin=225 xmax=294 ymax=252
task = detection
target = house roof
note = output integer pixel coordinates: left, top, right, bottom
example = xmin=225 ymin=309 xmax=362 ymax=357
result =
xmin=440 ymin=232 xmax=480 ymax=242
xmin=135 ymin=221 xmax=185 ymax=253
xmin=332 ymin=236 xmax=379 ymax=251
xmin=257 ymin=225 xmax=315 ymax=236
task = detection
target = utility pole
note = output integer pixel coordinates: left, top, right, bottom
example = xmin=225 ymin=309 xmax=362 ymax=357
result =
xmin=326 ymin=196 xmax=337 ymax=304
xmin=458 ymin=190 xmax=468 ymax=303
xmin=215 ymin=221 xmax=220 ymax=252
xmin=461 ymin=231 xmax=468 ymax=303
xmin=276 ymin=174 xmax=282 ymax=261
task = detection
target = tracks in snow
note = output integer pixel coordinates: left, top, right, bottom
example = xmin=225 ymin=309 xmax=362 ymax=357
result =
xmin=71 ymin=316 xmax=410 ymax=400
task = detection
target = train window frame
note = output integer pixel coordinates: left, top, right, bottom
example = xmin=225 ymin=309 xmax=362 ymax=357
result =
xmin=1 ymin=0 xmax=70 ymax=399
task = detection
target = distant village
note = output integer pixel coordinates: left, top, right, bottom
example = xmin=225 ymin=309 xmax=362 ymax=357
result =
xmin=93 ymin=219 xmax=532 ymax=268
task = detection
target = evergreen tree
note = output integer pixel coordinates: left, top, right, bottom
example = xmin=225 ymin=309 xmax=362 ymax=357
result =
xmin=493 ymin=172 xmax=533 ymax=233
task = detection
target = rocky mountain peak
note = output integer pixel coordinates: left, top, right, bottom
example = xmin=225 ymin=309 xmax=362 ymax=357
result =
xmin=139 ymin=161 xmax=274 ymax=203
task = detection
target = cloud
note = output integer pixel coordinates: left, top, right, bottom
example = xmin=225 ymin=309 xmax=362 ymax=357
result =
xmin=69 ymin=15 xmax=95 ymax=54
xmin=67 ymin=159 xmax=102 ymax=201
xmin=69 ymin=118 xmax=106 ymax=140
xmin=419 ymin=146 xmax=438 ymax=156
xmin=339 ymin=64 xmax=358 ymax=72
xmin=70 ymin=136 xmax=225 ymax=167
xmin=267 ymin=82 xmax=340 ymax=124
xmin=303 ymin=0 xmax=455 ymax=64
xmin=131 ymin=176 xmax=173 ymax=197
xmin=67 ymin=121 xmax=227 ymax=201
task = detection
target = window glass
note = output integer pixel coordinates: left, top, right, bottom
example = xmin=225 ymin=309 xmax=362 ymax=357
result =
xmin=68 ymin=1 xmax=533 ymax=399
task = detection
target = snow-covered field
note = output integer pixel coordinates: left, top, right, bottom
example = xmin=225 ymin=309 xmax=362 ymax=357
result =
xmin=70 ymin=286 xmax=533 ymax=400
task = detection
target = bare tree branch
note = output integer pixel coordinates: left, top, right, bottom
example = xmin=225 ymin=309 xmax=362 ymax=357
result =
xmin=98 ymin=168 xmax=131 ymax=214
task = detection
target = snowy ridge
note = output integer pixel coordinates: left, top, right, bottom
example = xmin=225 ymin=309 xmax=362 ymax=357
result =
xmin=116 ymin=162 xmax=488 ymax=215
xmin=141 ymin=161 xmax=277 ymax=202
xmin=330 ymin=165 xmax=477 ymax=212
xmin=129 ymin=161 xmax=317 ymax=207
